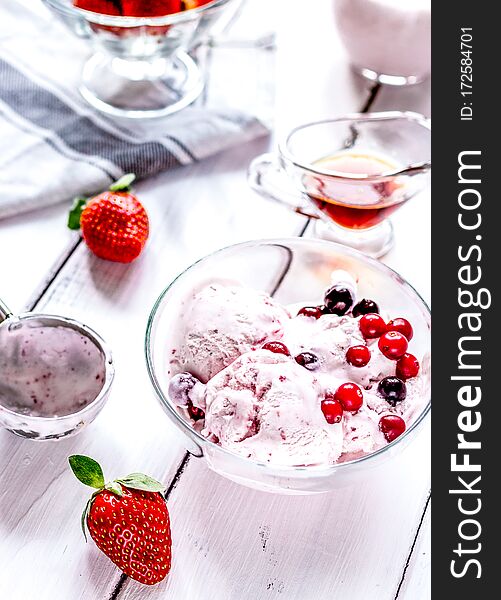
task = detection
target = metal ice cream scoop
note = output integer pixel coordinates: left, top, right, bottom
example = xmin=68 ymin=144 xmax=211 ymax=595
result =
xmin=0 ymin=298 xmax=114 ymax=440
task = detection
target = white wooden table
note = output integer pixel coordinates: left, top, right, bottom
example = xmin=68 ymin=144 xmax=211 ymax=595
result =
xmin=0 ymin=1 xmax=430 ymax=598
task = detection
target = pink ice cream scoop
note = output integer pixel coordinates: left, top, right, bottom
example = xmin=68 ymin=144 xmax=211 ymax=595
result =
xmin=199 ymin=350 xmax=344 ymax=466
xmin=168 ymin=282 xmax=290 ymax=383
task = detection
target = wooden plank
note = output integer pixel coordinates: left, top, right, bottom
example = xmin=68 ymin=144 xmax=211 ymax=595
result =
xmin=0 ymin=204 xmax=76 ymax=314
xmin=396 ymin=501 xmax=431 ymax=600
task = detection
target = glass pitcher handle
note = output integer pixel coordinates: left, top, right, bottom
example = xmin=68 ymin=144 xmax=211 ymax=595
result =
xmin=0 ymin=298 xmax=13 ymax=324
xmin=248 ymin=153 xmax=318 ymax=219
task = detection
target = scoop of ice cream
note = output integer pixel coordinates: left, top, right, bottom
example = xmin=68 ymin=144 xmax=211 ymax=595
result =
xmin=168 ymin=282 xmax=290 ymax=383
xmin=201 ymin=350 xmax=343 ymax=466
xmin=0 ymin=319 xmax=105 ymax=417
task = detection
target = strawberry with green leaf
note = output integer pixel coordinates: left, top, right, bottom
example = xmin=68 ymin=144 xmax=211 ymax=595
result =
xmin=69 ymin=455 xmax=171 ymax=586
xmin=68 ymin=174 xmax=149 ymax=264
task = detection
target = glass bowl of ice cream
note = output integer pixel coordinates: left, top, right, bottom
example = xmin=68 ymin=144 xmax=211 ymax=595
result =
xmin=42 ymin=0 xmax=237 ymax=118
xmin=145 ymin=239 xmax=431 ymax=494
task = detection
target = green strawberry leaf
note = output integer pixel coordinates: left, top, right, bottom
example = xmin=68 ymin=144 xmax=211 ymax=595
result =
xmin=67 ymin=197 xmax=88 ymax=230
xmin=69 ymin=455 xmax=105 ymax=489
xmin=109 ymin=173 xmax=136 ymax=192
xmin=117 ymin=473 xmax=165 ymax=493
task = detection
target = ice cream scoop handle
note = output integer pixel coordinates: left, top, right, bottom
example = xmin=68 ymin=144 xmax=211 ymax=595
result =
xmin=0 ymin=298 xmax=13 ymax=324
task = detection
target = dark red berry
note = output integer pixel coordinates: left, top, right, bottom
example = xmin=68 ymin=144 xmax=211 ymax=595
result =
xmin=295 ymin=352 xmax=319 ymax=370
xmin=168 ymin=372 xmax=198 ymax=407
xmin=377 ymin=376 xmax=407 ymax=406
xmin=187 ymin=401 xmax=205 ymax=421
xmin=396 ymin=353 xmax=420 ymax=380
xmin=379 ymin=415 xmax=406 ymax=442
xmin=346 ymin=345 xmax=371 ymax=368
xmin=324 ymin=286 xmax=354 ymax=316
xmin=297 ymin=306 xmax=325 ymax=319
xmin=378 ymin=331 xmax=408 ymax=360
xmin=352 ymin=299 xmax=379 ymax=317
xmin=262 ymin=341 xmax=291 ymax=356
xmin=334 ymin=382 xmax=363 ymax=412
xmin=321 ymin=396 xmax=344 ymax=424
xmin=386 ymin=317 xmax=413 ymax=341
xmin=359 ymin=313 xmax=386 ymax=339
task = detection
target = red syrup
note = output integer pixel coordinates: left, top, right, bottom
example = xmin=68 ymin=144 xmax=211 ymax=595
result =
xmin=74 ymin=1 xmax=212 ymax=16
xmin=303 ymin=152 xmax=405 ymax=230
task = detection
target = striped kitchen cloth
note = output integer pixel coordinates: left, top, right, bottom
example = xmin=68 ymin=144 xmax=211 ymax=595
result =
xmin=0 ymin=0 xmax=275 ymax=220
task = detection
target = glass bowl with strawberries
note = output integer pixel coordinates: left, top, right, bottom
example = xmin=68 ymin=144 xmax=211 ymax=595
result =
xmin=43 ymin=0 xmax=237 ymax=118
xmin=145 ymin=238 xmax=431 ymax=494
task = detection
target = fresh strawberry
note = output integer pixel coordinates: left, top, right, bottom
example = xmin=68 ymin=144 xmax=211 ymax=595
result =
xmin=122 ymin=1 xmax=182 ymax=16
xmin=69 ymin=455 xmax=172 ymax=586
xmin=74 ymin=0 xmax=122 ymax=15
xmin=68 ymin=174 xmax=149 ymax=263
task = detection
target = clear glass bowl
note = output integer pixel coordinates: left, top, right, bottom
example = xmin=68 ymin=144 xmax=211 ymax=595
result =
xmin=145 ymin=238 xmax=431 ymax=494
xmin=43 ymin=0 xmax=236 ymax=118
xmin=0 ymin=313 xmax=114 ymax=441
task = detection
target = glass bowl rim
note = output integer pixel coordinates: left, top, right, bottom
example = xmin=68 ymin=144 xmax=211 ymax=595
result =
xmin=279 ymin=111 xmax=432 ymax=183
xmin=43 ymin=0 xmax=233 ymax=26
xmin=145 ymin=237 xmax=431 ymax=476
xmin=0 ymin=313 xmax=114 ymax=424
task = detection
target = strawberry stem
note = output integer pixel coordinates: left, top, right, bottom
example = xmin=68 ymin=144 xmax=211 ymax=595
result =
xmin=109 ymin=173 xmax=136 ymax=192
xmin=105 ymin=482 xmax=124 ymax=497
xmin=116 ymin=473 xmax=165 ymax=493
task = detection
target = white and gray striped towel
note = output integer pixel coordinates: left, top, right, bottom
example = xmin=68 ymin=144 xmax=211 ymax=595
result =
xmin=0 ymin=0 xmax=275 ymax=220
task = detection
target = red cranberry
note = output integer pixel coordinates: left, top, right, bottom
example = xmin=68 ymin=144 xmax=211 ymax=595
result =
xmin=378 ymin=331 xmax=408 ymax=360
xmin=321 ymin=395 xmax=344 ymax=424
xmin=297 ymin=306 xmax=325 ymax=319
xmin=262 ymin=341 xmax=290 ymax=356
xmin=295 ymin=352 xmax=319 ymax=370
xmin=396 ymin=353 xmax=420 ymax=380
xmin=346 ymin=345 xmax=371 ymax=368
xmin=352 ymin=299 xmax=379 ymax=317
xmin=359 ymin=313 xmax=386 ymax=339
xmin=334 ymin=382 xmax=363 ymax=412
xmin=379 ymin=415 xmax=406 ymax=443
xmin=324 ymin=286 xmax=354 ymax=316
xmin=377 ymin=376 xmax=407 ymax=406
xmin=386 ymin=317 xmax=413 ymax=341
xmin=187 ymin=401 xmax=205 ymax=422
